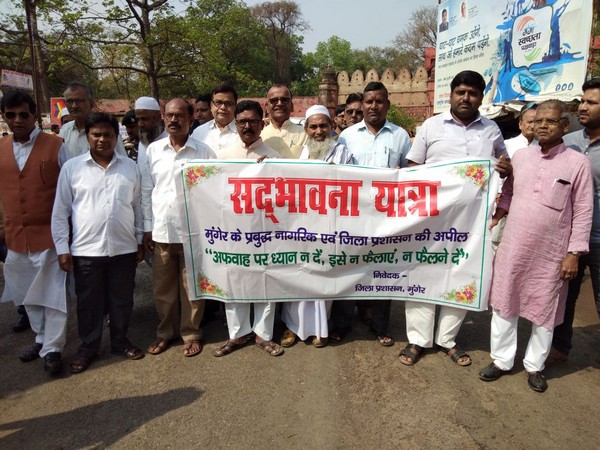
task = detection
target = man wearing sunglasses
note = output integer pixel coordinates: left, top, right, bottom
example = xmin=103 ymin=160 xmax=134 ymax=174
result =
xmin=261 ymin=84 xmax=307 ymax=159
xmin=344 ymin=93 xmax=364 ymax=128
xmin=0 ymin=91 xmax=70 ymax=375
xmin=191 ymin=83 xmax=241 ymax=157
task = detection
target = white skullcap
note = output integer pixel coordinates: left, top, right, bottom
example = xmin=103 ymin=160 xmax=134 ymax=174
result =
xmin=305 ymin=104 xmax=330 ymax=120
xmin=60 ymin=107 xmax=70 ymax=116
xmin=135 ymin=96 xmax=160 ymax=111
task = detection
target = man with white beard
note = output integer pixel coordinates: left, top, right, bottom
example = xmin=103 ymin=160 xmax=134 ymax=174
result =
xmin=280 ymin=105 xmax=352 ymax=348
xmin=299 ymin=105 xmax=353 ymax=164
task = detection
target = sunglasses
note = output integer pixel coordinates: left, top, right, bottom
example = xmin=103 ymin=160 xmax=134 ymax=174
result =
xmin=3 ymin=111 xmax=32 ymax=120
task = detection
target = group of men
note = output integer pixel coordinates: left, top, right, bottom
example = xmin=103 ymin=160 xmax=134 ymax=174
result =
xmin=0 ymin=71 xmax=598 ymax=394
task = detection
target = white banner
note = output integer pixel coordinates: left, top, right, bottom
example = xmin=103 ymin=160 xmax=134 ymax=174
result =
xmin=178 ymin=159 xmax=501 ymax=311
xmin=435 ymin=0 xmax=593 ymax=112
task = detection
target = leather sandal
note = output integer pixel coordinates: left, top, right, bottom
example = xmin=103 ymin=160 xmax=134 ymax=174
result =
xmin=212 ymin=337 xmax=249 ymax=357
xmin=399 ymin=344 xmax=423 ymax=366
xmin=281 ymin=329 xmax=297 ymax=347
xmin=183 ymin=340 xmax=203 ymax=357
xmin=147 ymin=337 xmax=170 ymax=355
xmin=256 ymin=339 xmax=284 ymax=356
xmin=439 ymin=345 xmax=471 ymax=366
xmin=70 ymin=355 xmax=94 ymax=374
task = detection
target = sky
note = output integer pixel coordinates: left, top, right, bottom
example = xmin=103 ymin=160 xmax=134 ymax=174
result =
xmin=242 ymin=0 xmax=440 ymax=53
xmin=0 ymin=0 xmax=440 ymax=54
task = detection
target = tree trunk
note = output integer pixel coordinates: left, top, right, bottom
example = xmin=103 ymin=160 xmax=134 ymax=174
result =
xmin=25 ymin=0 xmax=50 ymax=114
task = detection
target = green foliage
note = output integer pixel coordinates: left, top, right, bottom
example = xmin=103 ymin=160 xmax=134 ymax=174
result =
xmin=387 ymin=104 xmax=415 ymax=134
xmin=0 ymin=0 xmax=429 ymax=103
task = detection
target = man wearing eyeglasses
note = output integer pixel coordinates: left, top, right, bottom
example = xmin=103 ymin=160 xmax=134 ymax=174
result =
xmin=59 ymin=81 xmax=127 ymax=159
xmin=261 ymin=84 xmax=307 ymax=159
xmin=213 ymin=100 xmax=283 ymax=357
xmin=141 ymin=98 xmax=217 ymax=358
xmin=0 ymin=91 xmax=70 ymax=375
xmin=480 ymin=100 xmax=593 ymax=393
xmin=191 ymin=83 xmax=241 ymax=157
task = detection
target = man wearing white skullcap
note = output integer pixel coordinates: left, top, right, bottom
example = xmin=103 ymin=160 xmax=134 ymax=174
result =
xmin=279 ymin=104 xmax=353 ymax=350
xmin=299 ymin=105 xmax=353 ymax=164
xmin=134 ymin=96 xmax=166 ymax=168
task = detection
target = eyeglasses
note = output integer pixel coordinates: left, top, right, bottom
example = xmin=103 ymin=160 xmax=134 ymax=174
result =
xmin=533 ymin=118 xmax=566 ymax=126
xmin=65 ymin=98 xmax=87 ymax=105
xmin=268 ymin=97 xmax=291 ymax=106
xmin=345 ymin=108 xmax=363 ymax=116
xmin=3 ymin=111 xmax=31 ymax=120
xmin=164 ymin=112 xmax=188 ymax=121
xmin=212 ymin=100 xmax=235 ymax=109
xmin=236 ymin=119 xmax=262 ymax=127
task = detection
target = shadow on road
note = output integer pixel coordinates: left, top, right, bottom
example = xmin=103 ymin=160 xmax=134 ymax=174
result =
xmin=0 ymin=387 xmax=202 ymax=448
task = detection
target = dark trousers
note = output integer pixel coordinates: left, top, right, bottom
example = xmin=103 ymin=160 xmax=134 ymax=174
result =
xmin=73 ymin=253 xmax=137 ymax=358
xmin=331 ymin=300 xmax=391 ymax=336
xmin=553 ymin=243 xmax=600 ymax=355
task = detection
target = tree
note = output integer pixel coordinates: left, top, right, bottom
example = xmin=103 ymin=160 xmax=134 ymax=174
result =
xmin=250 ymin=1 xmax=308 ymax=86
xmin=391 ymin=5 xmax=437 ymax=68
xmin=387 ymin=104 xmax=415 ymax=134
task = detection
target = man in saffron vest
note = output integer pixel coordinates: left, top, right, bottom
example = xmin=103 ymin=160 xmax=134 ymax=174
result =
xmin=0 ymin=91 xmax=70 ymax=375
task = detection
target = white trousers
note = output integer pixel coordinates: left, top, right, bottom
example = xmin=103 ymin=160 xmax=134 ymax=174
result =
xmin=26 ymin=305 xmax=68 ymax=357
xmin=490 ymin=309 xmax=553 ymax=373
xmin=225 ymin=302 xmax=276 ymax=341
xmin=405 ymin=301 xmax=467 ymax=348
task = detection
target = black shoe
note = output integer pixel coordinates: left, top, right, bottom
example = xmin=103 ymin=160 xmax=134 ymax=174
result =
xmin=12 ymin=314 xmax=30 ymax=333
xmin=479 ymin=362 xmax=510 ymax=381
xmin=19 ymin=343 xmax=42 ymax=362
xmin=44 ymin=352 xmax=63 ymax=375
xmin=527 ymin=371 xmax=548 ymax=393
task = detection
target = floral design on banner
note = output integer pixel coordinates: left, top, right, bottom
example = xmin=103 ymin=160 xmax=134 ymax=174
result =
xmin=441 ymin=281 xmax=477 ymax=305
xmin=451 ymin=164 xmax=488 ymax=188
xmin=185 ymin=165 xmax=223 ymax=189
xmin=197 ymin=272 xmax=228 ymax=297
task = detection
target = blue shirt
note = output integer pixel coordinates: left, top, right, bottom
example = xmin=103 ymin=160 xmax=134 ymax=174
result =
xmin=338 ymin=120 xmax=411 ymax=168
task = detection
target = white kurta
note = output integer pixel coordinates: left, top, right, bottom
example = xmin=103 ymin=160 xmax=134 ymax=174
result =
xmin=1 ymin=248 xmax=67 ymax=313
xmin=281 ymin=300 xmax=332 ymax=341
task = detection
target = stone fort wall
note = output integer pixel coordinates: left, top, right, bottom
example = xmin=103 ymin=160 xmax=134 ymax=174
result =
xmin=335 ymin=67 xmax=433 ymax=124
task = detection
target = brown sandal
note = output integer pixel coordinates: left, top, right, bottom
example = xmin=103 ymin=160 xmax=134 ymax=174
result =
xmin=212 ymin=337 xmax=249 ymax=357
xmin=70 ymin=355 xmax=94 ymax=374
xmin=256 ymin=339 xmax=284 ymax=356
xmin=183 ymin=340 xmax=203 ymax=357
xmin=147 ymin=337 xmax=170 ymax=355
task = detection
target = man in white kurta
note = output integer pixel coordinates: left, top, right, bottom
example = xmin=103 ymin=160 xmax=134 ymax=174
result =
xmin=281 ymin=105 xmax=352 ymax=348
xmin=0 ymin=91 xmax=69 ymax=375
xmin=480 ymin=101 xmax=593 ymax=393
xmin=212 ymin=100 xmax=284 ymax=357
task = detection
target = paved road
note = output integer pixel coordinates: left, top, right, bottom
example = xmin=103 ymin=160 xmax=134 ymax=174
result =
xmin=0 ymin=263 xmax=599 ymax=449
